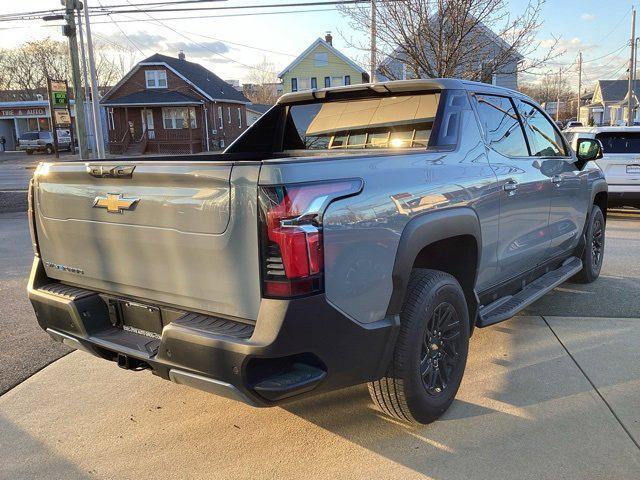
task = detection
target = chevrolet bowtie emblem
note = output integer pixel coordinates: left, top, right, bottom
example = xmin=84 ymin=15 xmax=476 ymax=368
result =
xmin=93 ymin=194 xmax=139 ymax=213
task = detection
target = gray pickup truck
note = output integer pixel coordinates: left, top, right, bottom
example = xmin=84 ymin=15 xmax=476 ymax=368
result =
xmin=28 ymin=79 xmax=607 ymax=424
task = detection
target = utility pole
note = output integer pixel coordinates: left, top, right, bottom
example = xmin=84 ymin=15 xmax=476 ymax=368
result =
xmin=75 ymin=6 xmax=95 ymax=155
xmin=628 ymin=7 xmax=636 ymax=127
xmin=63 ymin=0 xmax=89 ymax=159
xmin=370 ymin=0 xmax=376 ymax=83
xmin=82 ymin=0 xmax=106 ymax=158
xmin=556 ymin=67 xmax=561 ymax=122
xmin=577 ymin=52 xmax=582 ymax=122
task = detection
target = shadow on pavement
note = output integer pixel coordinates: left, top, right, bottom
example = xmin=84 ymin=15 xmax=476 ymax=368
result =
xmin=0 ymin=414 xmax=91 ymax=479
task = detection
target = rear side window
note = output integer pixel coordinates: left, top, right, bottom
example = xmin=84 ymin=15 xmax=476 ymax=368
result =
xmin=596 ymin=132 xmax=640 ymax=153
xmin=472 ymin=94 xmax=528 ymax=157
xmin=516 ymin=100 xmax=567 ymax=157
xmin=283 ymin=93 xmax=441 ymax=151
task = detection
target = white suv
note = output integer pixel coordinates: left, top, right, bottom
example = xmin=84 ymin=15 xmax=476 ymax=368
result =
xmin=565 ymin=126 xmax=640 ymax=208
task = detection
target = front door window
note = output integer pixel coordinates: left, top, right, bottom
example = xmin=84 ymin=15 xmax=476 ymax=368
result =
xmin=142 ymin=109 xmax=155 ymax=139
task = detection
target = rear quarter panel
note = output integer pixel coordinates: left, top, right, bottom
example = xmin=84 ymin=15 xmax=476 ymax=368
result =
xmin=259 ymin=110 xmax=500 ymax=324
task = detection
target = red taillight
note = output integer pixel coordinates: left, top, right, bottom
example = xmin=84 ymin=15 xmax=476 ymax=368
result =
xmin=258 ymin=180 xmax=361 ymax=298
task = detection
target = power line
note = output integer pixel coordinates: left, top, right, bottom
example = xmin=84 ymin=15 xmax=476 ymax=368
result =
xmin=582 ymin=43 xmax=627 ymax=64
xmin=0 ymin=0 xmax=374 ymax=22
xmin=119 ymin=0 xmax=276 ymax=74
xmin=98 ymin=0 xmax=147 ymax=56
xmin=88 ymin=0 xmax=379 ymax=16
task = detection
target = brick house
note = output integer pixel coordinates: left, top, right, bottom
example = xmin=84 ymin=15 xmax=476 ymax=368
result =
xmin=101 ymin=52 xmax=250 ymax=155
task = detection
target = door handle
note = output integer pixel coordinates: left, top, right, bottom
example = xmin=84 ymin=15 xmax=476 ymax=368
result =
xmin=552 ymin=174 xmax=563 ymax=186
xmin=503 ymin=180 xmax=518 ymax=194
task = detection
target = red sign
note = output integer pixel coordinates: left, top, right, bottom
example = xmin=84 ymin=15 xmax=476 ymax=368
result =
xmin=0 ymin=107 xmax=46 ymax=118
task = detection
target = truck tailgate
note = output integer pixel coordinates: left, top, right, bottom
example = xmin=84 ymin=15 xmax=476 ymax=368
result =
xmin=34 ymin=160 xmax=263 ymax=321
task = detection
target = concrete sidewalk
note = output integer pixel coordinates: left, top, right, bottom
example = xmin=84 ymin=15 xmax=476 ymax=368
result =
xmin=1 ymin=315 xmax=638 ymax=480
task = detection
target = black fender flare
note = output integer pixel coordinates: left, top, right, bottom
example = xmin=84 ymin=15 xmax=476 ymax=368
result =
xmin=385 ymin=207 xmax=482 ymax=316
xmin=590 ymin=178 xmax=608 ymax=208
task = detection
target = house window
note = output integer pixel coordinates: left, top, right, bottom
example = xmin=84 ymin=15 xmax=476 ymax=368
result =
xmin=344 ymin=75 xmax=351 ymax=86
xmin=237 ymin=107 xmax=242 ymax=128
xmin=297 ymin=78 xmax=311 ymax=90
xmin=162 ymin=107 xmax=196 ymax=129
xmin=227 ymin=107 xmax=231 ymax=124
xmin=107 ymin=108 xmax=115 ymax=130
xmin=217 ymin=106 xmax=223 ymax=129
xmin=314 ymin=53 xmax=328 ymax=67
xmin=291 ymin=77 xmax=298 ymax=92
xmin=311 ymin=77 xmax=317 ymax=89
xmin=324 ymin=76 xmax=331 ymax=88
xmin=145 ymin=70 xmax=167 ymax=89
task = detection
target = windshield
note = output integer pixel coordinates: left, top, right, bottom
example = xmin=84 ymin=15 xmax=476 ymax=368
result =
xmin=596 ymin=132 xmax=640 ymax=154
xmin=283 ymin=93 xmax=441 ymax=151
xmin=20 ymin=132 xmax=38 ymax=141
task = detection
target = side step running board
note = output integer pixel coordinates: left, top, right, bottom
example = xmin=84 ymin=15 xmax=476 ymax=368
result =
xmin=477 ymin=257 xmax=583 ymax=328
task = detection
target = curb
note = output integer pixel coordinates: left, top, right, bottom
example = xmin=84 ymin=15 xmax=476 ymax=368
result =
xmin=0 ymin=190 xmax=27 ymax=213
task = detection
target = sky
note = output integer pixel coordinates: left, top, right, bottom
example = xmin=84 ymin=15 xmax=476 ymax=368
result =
xmin=1 ymin=0 xmax=638 ymax=91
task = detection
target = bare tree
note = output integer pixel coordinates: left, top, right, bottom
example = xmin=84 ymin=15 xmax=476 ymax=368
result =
xmin=0 ymin=38 xmax=127 ymax=100
xmin=244 ymin=57 xmax=280 ymax=105
xmin=338 ymin=0 xmax=561 ymax=82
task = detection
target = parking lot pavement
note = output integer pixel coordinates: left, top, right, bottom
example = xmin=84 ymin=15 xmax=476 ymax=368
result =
xmin=1 ymin=315 xmax=639 ymax=480
xmin=1 ymin=210 xmax=639 ymax=478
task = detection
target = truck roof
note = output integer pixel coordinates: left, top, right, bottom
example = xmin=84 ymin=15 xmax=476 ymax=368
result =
xmin=278 ymin=78 xmax=528 ymax=104
xmin=564 ymin=125 xmax=640 ymax=134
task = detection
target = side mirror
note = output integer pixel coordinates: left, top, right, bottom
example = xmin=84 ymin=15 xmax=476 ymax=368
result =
xmin=576 ymin=138 xmax=603 ymax=163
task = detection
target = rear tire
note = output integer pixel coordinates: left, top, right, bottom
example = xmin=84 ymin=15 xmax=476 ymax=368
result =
xmin=368 ymin=269 xmax=470 ymax=424
xmin=26 ymin=149 xmax=33 ymax=155
xmin=573 ymin=205 xmax=605 ymax=284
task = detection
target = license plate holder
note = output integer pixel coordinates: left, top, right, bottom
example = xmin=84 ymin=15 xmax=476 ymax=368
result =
xmin=119 ymin=301 xmax=163 ymax=335
xmin=626 ymin=164 xmax=640 ymax=174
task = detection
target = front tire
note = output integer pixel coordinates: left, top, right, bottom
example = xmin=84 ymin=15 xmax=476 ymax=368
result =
xmin=45 ymin=144 xmax=54 ymax=155
xmin=368 ymin=269 xmax=470 ymax=424
xmin=573 ymin=205 xmax=605 ymax=284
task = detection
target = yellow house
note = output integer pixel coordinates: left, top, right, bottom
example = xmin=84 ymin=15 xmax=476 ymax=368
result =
xmin=279 ymin=33 xmax=369 ymax=93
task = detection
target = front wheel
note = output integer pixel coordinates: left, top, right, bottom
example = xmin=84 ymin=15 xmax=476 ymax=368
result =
xmin=572 ymin=205 xmax=605 ymax=283
xmin=368 ymin=269 xmax=470 ymax=424
xmin=45 ymin=144 xmax=54 ymax=155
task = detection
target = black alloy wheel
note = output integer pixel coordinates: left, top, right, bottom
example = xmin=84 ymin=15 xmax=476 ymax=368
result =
xmin=420 ymin=302 xmax=462 ymax=396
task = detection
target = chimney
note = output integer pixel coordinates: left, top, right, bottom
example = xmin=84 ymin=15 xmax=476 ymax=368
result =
xmin=325 ymin=31 xmax=333 ymax=46
xmin=178 ymin=50 xmax=185 ymax=61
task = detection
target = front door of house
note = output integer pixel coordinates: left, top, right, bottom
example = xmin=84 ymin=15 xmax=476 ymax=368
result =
xmin=141 ymin=109 xmax=155 ymax=139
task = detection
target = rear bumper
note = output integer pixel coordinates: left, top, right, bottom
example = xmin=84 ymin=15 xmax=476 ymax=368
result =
xmin=28 ymin=258 xmax=398 ymax=406
xmin=607 ymin=186 xmax=640 ymax=207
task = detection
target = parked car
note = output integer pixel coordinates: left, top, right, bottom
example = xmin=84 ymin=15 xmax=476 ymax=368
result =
xmin=565 ymin=126 xmax=640 ymax=208
xmin=18 ymin=131 xmax=71 ymax=155
xmin=564 ymin=120 xmax=583 ymax=129
xmin=27 ymin=79 xmax=607 ymax=424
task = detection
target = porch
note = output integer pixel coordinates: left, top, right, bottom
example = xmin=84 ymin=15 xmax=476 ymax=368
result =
xmin=103 ymin=92 xmax=206 ymax=155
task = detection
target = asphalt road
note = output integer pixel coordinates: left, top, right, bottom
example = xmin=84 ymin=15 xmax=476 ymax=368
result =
xmin=0 ymin=210 xmax=638 ymax=478
xmin=0 ymin=151 xmax=56 ymax=191
xmin=0 ymin=212 xmax=70 ymax=395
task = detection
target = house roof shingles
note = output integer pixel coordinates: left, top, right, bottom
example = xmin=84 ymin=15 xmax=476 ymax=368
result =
xmin=103 ymin=53 xmax=250 ymax=104
xmin=101 ymin=90 xmax=202 ymax=106
xmin=598 ymin=79 xmax=640 ymax=103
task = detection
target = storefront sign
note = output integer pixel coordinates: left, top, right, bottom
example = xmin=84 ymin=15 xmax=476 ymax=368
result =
xmin=54 ymin=109 xmax=71 ymax=126
xmin=0 ymin=108 xmax=46 ymax=117
xmin=50 ymin=80 xmax=68 ymax=107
